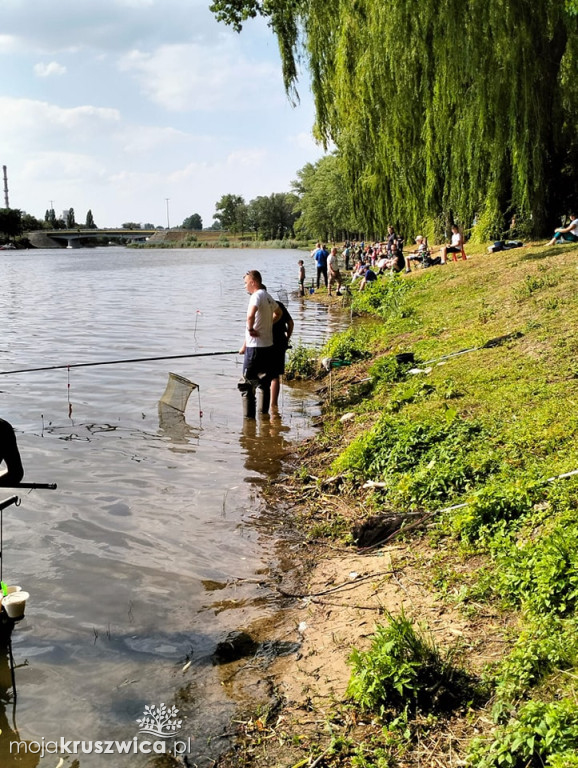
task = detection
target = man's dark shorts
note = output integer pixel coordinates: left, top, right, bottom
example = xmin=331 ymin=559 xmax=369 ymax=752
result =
xmin=243 ymin=346 xmax=274 ymax=381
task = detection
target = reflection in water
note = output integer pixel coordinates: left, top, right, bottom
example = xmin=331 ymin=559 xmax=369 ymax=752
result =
xmin=239 ymin=415 xmax=291 ymax=482
xmin=0 ymin=623 xmax=38 ymax=768
xmin=157 ymin=402 xmax=201 ymax=449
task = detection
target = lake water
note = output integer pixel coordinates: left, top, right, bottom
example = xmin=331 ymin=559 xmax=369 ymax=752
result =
xmin=0 ymin=246 xmax=348 ymax=766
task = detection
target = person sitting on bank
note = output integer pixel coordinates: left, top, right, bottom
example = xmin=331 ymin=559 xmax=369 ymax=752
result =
xmin=358 ymin=264 xmax=378 ymax=291
xmin=0 ymin=418 xmax=24 ymax=486
xmin=440 ymin=224 xmax=464 ymax=264
xmin=405 ymin=235 xmax=429 ymax=272
xmin=546 ymin=213 xmax=578 ymax=246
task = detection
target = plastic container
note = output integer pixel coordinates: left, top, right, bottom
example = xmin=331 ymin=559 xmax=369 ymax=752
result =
xmin=0 ymin=585 xmax=22 ymax=607
xmin=2 ymin=590 xmax=29 ymax=619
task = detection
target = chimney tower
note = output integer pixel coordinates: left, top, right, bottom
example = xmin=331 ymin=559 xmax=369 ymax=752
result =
xmin=2 ymin=166 xmax=8 ymax=208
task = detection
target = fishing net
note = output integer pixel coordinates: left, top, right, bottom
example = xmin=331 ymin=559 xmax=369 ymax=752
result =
xmin=159 ymin=372 xmax=198 ymax=412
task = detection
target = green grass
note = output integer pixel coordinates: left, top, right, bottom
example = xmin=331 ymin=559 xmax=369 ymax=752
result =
xmin=295 ymin=240 xmax=578 ymax=766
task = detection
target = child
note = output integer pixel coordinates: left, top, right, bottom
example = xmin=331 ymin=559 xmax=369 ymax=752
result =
xmin=298 ymin=259 xmax=306 ymax=296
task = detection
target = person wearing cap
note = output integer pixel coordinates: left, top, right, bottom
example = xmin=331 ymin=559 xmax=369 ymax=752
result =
xmin=0 ymin=418 xmax=24 ymax=486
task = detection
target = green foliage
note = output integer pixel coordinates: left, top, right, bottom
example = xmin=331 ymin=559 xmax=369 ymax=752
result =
xmin=212 ymin=0 xmax=578 ymax=237
xmin=213 ymin=193 xmax=248 ymax=233
xmin=369 ymin=355 xmax=412 ymax=385
xmin=321 ymin=325 xmax=378 ymax=364
xmin=291 ymin=154 xmax=362 ymax=240
xmin=0 ymin=208 xmax=22 ymax=238
xmin=333 ymin=413 xmax=498 ymax=508
xmin=492 ymin=523 xmax=578 ymax=617
xmin=182 ymin=213 xmax=203 ymax=230
xmin=490 ymin=617 xmax=578 ymax=708
xmin=467 ymin=699 xmax=578 ymax=768
xmin=246 ymin=192 xmax=298 ymax=240
xmin=285 ymin=342 xmax=318 ymax=379
xmin=350 ymin=277 xmax=411 ymax=320
xmin=85 ymin=209 xmax=96 ymax=229
xmin=347 ymin=612 xmax=475 ymax=717
xmin=451 ymin=482 xmax=537 ymax=543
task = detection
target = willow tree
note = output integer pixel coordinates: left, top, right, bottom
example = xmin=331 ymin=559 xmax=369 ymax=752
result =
xmin=211 ymin=0 xmax=578 ymax=239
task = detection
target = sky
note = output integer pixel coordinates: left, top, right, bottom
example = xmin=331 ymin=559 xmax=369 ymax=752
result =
xmin=0 ymin=0 xmax=324 ymax=229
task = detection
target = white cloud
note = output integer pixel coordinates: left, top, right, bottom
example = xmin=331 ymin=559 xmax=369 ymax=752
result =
xmin=0 ymin=98 xmax=120 ymax=153
xmin=34 ymin=61 xmax=67 ymax=77
xmin=118 ymin=43 xmax=282 ymax=112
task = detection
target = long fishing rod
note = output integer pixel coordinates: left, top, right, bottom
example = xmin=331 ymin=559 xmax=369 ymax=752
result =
xmin=0 ymin=350 xmax=239 ymax=377
xmin=1 ymin=483 xmax=57 ymax=490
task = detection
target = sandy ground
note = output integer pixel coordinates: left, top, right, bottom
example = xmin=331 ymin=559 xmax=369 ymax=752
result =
xmin=214 ymin=531 xmax=512 ymax=768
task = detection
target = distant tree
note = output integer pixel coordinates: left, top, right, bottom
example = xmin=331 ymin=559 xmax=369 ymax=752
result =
xmin=142 ymin=222 xmax=156 ymax=229
xmin=21 ymin=213 xmax=46 ymax=232
xmin=213 ymin=194 xmax=247 ymax=233
xmin=292 ymin=154 xmax=360 ymax=241
xmin=0 ymin=208 xmax=22 ymax=238
xmin=182 ymin=213 xmax=203 ymax=230
xmin=206 ymin=220 xmax=223 ymax=231
xmin=85 ymin=210 xmax=96 ymax=229
xmin=45 ymin=209 xmax=57 ymax=227
xmin=247 ymin=193 xmax=298 ymax=239
xmin=122 ymin=222 xmax=141 ymax=229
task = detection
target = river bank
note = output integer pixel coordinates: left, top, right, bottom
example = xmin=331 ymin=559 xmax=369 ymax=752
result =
xmin=213 ymin=238 xmax=578 ymax=768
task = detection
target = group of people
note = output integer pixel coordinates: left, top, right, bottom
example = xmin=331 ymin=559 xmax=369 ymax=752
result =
xmin=238 ymin=270 xmax=294 ymax=418
xmin=307 ymin=224 xmax=467 ymax=293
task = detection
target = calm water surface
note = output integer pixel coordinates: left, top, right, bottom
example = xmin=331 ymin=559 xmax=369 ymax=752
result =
xmin=0 ymin=247 xmax=349 ymax=766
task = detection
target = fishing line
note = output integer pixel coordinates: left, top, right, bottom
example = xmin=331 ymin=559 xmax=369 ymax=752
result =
xmin=0 ymin=349 xmax=239 ymax=377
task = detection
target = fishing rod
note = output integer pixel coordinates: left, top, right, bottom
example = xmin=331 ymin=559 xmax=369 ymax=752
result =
xmin=2 ymin=483 xmax=57 ymax=490
xmin=0 ymin=350 xmax=239 ymax=377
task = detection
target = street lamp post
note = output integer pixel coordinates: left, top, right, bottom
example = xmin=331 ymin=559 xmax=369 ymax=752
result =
xmin=165 ymin=198 xmax=170 ymax=230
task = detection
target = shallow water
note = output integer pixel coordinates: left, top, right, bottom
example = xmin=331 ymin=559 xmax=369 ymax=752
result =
xmin=0 ymin=247 xmax=348 ymax=765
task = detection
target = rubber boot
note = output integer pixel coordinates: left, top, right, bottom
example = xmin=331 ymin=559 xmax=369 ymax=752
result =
xmin=257 ymin=384 xmax=270 ymax=415
xmin=238 ymin=378 xmax=256 ymax=419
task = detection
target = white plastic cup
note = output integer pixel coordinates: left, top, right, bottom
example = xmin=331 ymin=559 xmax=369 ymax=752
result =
xmin=0 ymin=585 xmax=22 ymax=607
xmin=3 ymin=591 xmax=29 ymax=619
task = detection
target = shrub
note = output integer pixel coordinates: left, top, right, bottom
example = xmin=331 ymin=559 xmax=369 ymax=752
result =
xmin=321 ymin=325 xmax=378 ymax=364
xmin=347 ymin=612 xmax=476 ymax=718
xmin=285 ymin=342 xmax=318 ymax=380
xmin=451 ymin=482 xmax=537 ymax=543
xmin=467 ymin=699 xmax=578 ymax=768
xmin=350 ymin=276 xmax=411 ymax=319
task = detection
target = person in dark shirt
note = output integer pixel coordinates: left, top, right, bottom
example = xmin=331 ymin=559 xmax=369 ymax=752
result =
xmin=270 ymin=299 xmax=294 ymax=410
xmin=0 ymin=418 xmax=24 ymax=486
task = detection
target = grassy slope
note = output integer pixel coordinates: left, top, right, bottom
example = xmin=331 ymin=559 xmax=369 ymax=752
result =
xmin=283 ymin=240 xmax=578 ymax=767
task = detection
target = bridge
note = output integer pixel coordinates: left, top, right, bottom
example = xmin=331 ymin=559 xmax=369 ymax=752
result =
xmin=28 ymin=229 xmax=158 ymax=249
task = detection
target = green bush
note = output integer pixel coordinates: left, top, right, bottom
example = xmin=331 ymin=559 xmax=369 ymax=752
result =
xmin=467 ymin=699 xmax=578 ymax=768
xmin=350 ymin=276 xmax=411 ymax=319
xmin=321 ymin=325 xmax=378 ymax=364
xmin=493 ymin=524 xmax=578 ymax=617
xmin=332 ymin=413 xmax=498 ymax=508
xmin=451 ymin=483 xmax=537 ymax=543
xmin=347 ymin=612 xmax=476 ymax=718
xmin=285 ymin=342 xmax=319 ymax=380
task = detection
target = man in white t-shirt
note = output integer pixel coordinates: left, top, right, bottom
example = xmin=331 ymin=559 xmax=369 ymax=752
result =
xmin=238 ymin=270 xmax=281 ymax=417
xmin=546 ymin=213 xmax=578 ymax=246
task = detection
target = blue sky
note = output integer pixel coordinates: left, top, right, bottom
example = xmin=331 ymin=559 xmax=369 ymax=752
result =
xmin=0 ymin=0 xmax=323 ymax=228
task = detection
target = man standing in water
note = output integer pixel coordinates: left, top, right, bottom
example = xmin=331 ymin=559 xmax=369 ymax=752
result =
xmin=0 ymin=418 xmax=24 ymax=486
xmin=238 ymin=270 xmax=281 ymax=418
